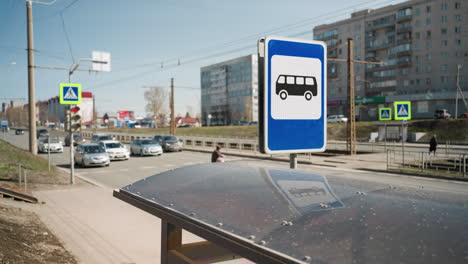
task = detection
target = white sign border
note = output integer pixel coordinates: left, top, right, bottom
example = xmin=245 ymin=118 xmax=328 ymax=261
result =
xmin=263 ymin=35 xmax=327 ymax=154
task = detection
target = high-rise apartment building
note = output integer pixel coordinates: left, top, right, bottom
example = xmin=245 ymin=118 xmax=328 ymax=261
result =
xmin=201 ymin=54 xmax=258 ymax=126
xmin=314 ymin=0 xmax=467 ymax=120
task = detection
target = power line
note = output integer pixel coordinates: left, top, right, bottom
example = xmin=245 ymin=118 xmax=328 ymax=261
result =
xmin=60 ymin=13 xmax=75 ymax=63
xmin=35 ymin=0 xmax=79 ymax=21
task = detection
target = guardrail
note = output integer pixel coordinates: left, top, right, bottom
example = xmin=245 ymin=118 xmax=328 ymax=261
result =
xmin=81 ymin=130 xmax=468 ymax=155
xmin=387 ymin=149 xmax=467 ymax=177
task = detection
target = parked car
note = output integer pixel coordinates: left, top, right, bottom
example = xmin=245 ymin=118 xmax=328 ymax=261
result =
xmin=15 ymin=128 xmax=25 ymax=135
xmin=98 ymin=140 xmax=130 ymax=161
xmin=434 ymin=109 xmax=451 ymax=119
xmin=91 ymin=134 xmax=114 ymax=143
xmin=65 ymin=134 xmax=86 ymax=146
xmin=36 ymin=128 xmax=49 ymax=138
xmin=38 ymin=136 xmax=63 ymax=153
xmin=328 ymin=115 xmax=348 ymax=123
xmin=74 ymin=144 xmax=110 ymax=167
xmin=459 ymin=113 xmax=468 ymax=118
xmin=130 ymin=139 xmax=163 ymax=156
xmin=153 ymin=135 xmax=184 ymax=152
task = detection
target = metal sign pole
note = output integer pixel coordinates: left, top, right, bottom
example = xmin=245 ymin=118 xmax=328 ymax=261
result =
xmin=70 ymin=105 xmax=75 ymax=184
xmin=48 ymin=135 xmax=51 ymax=171
xmin=289 ymin=153 xmax=297 ymax=169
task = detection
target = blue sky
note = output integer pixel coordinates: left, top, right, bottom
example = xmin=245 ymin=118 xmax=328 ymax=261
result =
xmin=0 ymin=0 xmax=406 ymax=117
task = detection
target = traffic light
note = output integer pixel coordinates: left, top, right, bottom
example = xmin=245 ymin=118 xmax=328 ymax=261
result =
xmin=70 ymin=106 xmax=81 ymax=133
xmin=65 ymin=109 xmax=71 ymax=131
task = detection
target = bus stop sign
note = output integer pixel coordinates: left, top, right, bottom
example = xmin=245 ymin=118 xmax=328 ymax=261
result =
xmin=259 ymin=36 xmax=327 ymax=154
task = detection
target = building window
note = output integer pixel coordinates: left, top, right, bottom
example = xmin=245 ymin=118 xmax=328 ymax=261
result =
xmin=455 ymin=39 xmax=461 ymax=46
xmin=441 ymin=40 xmax=448 ymax=46
xmin=415 ymin=20 xmax=421 ymax=27
xmin=416 ymin=79 xmax=420 ymax=85
xmin=415 ymin=8 xmax=421 ymax=15
xmin=441 ymin=16 xmax=448 ymax=23
xmin=415 ymin=55 xmax=419 ymax=63
xmin=415 ymin=66 xmax=420 ymax=73
xmin=426 ymin=78 xmax=431 ymax=84
xmin=426 ymin=65 xmax=432 ymax=72
xmin=441 ymin=64 xmax=448 ymax=71
xmin=426 ymin=6 xmax=432 ymax=13
xmin=426 ymin=18 xmax=432 ymax=25
xmin=415 ymin=32 xmax=420 ymax=39
xmin=441 ymin=76 xmax=449 ymax=83
xmin=355 ymin=25 xmax=361 ymax=31
xmin=426 ymin=42 xmax=432 ymax=48
xmin=441 ymin=28 xmax=447 ymax=35
xmin=455 ymin=15 xmax=462 ymax=22
xmin=441 ymin=51 xmax=449 ymax=57
xmin=402 ymin=80 xmax=410 ymax=87
xmin=426 ymin=30 xmax=431 ymax=38
xmin=426 ymin=54 xmax=432 ymax=60
xmin=402 ymin=68 xmax=410 ymax=75
xmin=455 ymin=27 xmax=461 ymax=33
xmin=455 ymin=2 xmax=461 ymax=9
xmin=441 ymin=3 xmax=448 ymax=10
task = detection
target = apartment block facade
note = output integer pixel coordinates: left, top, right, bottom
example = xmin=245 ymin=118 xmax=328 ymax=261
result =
xmin=314 ymin=0 xmax=468 ymax=120
xmin=201 ymin=54 xmax=258 ymax=126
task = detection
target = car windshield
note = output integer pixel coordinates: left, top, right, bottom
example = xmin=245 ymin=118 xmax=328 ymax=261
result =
xmin=83 ymin=146 xmax=105 ymax=153
xmin=105 ymin=143 xmax=123 ymax=149
xmin=99 ymin=136 xmax=113 ymax=141
xmin=73 ymin=134 xmax=81 ymax=139
xmin=163 ymin=136 xmax=178 ymax=141
xmin=45 ymin=137 xmax=60 ymax=143
xmin=141 ymin=140 xmax=157 ymax=145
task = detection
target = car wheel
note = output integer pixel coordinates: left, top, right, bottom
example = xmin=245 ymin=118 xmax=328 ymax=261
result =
xmin=140 ymin=150 xmax=143 ymax=156
xmin=279 ymin=90 xmax=288 ymax=100
xmin=304 ymin=91 xmax=313 ymax=101
xmin=130 ymin=148 xmax=134 ymax=155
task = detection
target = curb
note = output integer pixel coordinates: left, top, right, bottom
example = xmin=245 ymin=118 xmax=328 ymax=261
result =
xmin=357 ymin=168 xmax=468 ymax=183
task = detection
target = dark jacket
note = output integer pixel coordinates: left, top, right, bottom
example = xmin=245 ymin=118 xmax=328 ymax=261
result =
xmin=211 ymin=150 xmax=223 ymax=162
xmin=429 ymin=136 xmax=437 ymax=151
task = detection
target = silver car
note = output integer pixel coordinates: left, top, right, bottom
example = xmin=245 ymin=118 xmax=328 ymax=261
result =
xmin=74 ymin=144 xmax=110 ymax=167
xmin=130 ymin=139 xmax=163 ymax=156
xmin=38 ymin=136 xmax=63 ymax=153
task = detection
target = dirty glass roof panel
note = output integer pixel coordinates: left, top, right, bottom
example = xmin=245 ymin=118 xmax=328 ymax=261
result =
xmin=121 ymin=162 xmax=468 ymax=264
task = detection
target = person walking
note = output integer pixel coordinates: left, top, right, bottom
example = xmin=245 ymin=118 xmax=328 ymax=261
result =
xmin=429 ymin=135 xmax=438 ymax=155
xmin=211 ymin=146 xmax=225 ymax=163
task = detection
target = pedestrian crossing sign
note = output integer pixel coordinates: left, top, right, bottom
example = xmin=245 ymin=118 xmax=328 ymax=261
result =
xmin=59 ymin=83 xmax=82 ymax=104
xmin=379 ymin=107 xmax=392 ymax=121
xmin=394 ymin=101 xmax=411 ymax=120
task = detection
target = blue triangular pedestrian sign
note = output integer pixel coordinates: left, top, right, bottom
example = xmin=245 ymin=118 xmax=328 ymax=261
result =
xmin=397 ymin=105 xmax=408 ymax=117
xmin=64 ymin=87 xmax=78 ymax=100
xmin=382 ymin=110 xmax=389 ymax=118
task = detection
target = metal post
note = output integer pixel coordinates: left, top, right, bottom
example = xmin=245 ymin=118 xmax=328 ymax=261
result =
xmin=18 ymin=164 xmax=22 ymax=186
xmin=463 ymin=154 xmax=466 ymax=177
xmin=402 ymin=122 xmax=405 ymax=166
xmin=48 ymin=135 xmax=51 ymax=171
xmin=386 ymin=149 xmax=389 ymax=170
xmin=455 ymin=64 xmax=461 ymax=119
xmin=170 ymin=78 xmax=175 ymax=135
xmin=347 ymin=38 xmax=356 ymax=155
xmin=24 ymin=169 xmax=27 ymax=190
xmin=290 ymin=153 xmax=297 ymax=169
xmin=26 ymin=1 xmax=37 ymax=155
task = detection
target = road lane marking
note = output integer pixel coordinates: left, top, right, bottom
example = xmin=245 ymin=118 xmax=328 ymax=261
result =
xmin=141 ymin=166 xmax=155 ymax=169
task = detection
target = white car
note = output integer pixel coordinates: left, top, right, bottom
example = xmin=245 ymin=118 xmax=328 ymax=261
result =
xmin=98 ymin=140 xmax=130 ymax=161
xmin=38 ymin=136 xmax=63 ymax=153
xmin=130 ymin=139 xmax=163 ymax=156
xmin=328 ymin=115 xmax=348 ymax=123
xmin=74 ymin=144 xmax=110 ymax=167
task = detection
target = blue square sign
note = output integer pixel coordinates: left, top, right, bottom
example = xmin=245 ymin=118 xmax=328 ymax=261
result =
xmin=259 ymin=36 xmax=327 ymax=154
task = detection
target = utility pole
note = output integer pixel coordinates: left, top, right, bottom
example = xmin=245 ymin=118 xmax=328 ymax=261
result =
xmin=455 ymin=64 xmax=461 ymax=119
xmin=26 ymin=0 xmax=37 ymax=155
xmin=347 ymin=38 xmax=356 ymax=155
xmin=170 ymin=78 xmax=175 ymax=135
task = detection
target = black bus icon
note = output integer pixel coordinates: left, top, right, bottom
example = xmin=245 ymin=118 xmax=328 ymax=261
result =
xmin=276 ymin=75 xmax=317 ymax=101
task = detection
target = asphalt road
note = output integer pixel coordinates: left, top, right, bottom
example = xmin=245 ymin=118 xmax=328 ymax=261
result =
xmin=3 ymin=130 xmax=468 ymax=195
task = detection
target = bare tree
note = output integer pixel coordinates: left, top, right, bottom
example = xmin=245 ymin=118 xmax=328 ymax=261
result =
xmin=144 ymin=87 xmax=168 ymax=127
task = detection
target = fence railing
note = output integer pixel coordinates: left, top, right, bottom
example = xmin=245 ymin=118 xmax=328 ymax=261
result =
xmin=387 ymin=149 xmax=467 ymax=177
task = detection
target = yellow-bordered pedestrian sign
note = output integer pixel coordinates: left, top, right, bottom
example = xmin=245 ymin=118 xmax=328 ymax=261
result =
xmin=379 ymin=107 xmax=392 ymax=121
xmin=59 ymin=83 xmax=82 ymax=104
xmin=394 ymin=101 xmax=411 ymax=120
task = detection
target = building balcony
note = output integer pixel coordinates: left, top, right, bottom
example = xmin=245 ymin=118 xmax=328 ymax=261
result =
xmin=397 ymin=60 xmax=411 ymax=67
xmin=366 ymin=21 xmax=395 ymax=31
xmin=366 ymin=42 xmax=395 ymax=51
xmin=397 ymin=38 xmax=412 ymax=45
xmin=396 ymin=50 xmax=412 ymax=57
xmin=396 ymin=14 xmax=412 ymax=22
xmin=396 ymin=26 xmax=412 ymax=34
